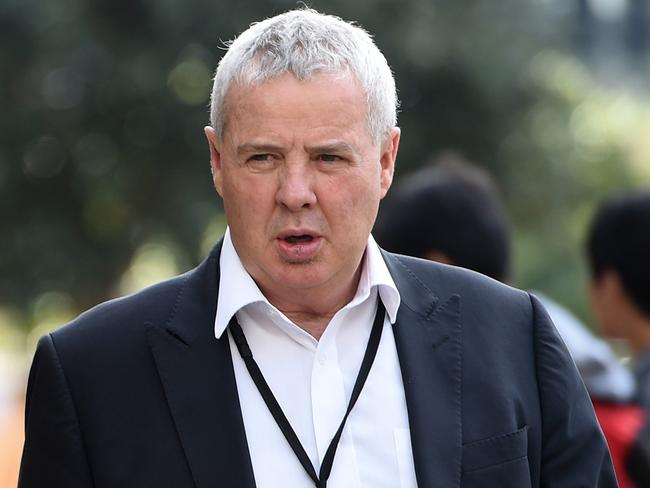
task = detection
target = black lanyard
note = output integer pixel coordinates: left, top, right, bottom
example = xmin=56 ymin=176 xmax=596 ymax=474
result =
xmin=229 ymin=300 xmax=386 ymax=488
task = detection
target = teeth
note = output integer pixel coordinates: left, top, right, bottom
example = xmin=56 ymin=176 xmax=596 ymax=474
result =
xmin=286 ymin=235 xmax=313 ymax=243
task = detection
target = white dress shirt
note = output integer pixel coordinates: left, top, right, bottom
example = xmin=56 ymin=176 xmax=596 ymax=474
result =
xmin=215 ymin=228 xmax=417 ymax=487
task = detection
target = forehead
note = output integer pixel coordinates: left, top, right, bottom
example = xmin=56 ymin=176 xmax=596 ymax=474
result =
xmin=222 ymin=72 xmax=371 ymax=139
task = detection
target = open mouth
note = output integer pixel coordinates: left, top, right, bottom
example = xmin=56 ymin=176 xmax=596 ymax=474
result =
xmin=276 ymin=231 xmax=322 ymax=261
xmin=284 ymin=235 xmax=314 ymax=244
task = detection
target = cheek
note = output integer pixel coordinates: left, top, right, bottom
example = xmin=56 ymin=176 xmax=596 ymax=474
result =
xmin=324 ymin=176 xmax=380 ymax=233
xmin=225 ymin=169 xmax=271 ymax=204
xmin=222 ymin=174 xmax=272 ymax=229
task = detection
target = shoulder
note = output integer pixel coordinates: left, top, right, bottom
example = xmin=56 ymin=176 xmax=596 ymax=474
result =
xmin=382 ymin=251 xmax=531 ymax=315
xmin=50 ymin=242 xmax=223 ymax=350
xmin=383 ymin=251 xmax=543 ymax=371
xmin=51 ymin=271 xmax=190 ymax=348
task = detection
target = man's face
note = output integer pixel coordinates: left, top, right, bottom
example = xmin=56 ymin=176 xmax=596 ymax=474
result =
xmin=205 ymin=72 xmax=399 ymax=303
xmin=589 ymin=271 xmax=626 ymax=339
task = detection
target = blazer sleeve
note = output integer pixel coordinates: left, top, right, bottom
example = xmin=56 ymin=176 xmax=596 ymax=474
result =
xmin=530 ymin=293 xmax=618 ymax=487
xmin=18 ymin=334 xmax=94 ymax=488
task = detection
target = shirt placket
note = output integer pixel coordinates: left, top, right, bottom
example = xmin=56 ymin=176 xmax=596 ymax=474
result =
xmin=310 ymin=318 xmax=362 ymax=486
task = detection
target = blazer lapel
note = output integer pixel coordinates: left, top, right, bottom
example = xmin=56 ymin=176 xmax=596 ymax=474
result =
xmin=147 ymin=242 xmax=256 ymax=488
xmin=383 ymin=252 xmax=462 ymax=488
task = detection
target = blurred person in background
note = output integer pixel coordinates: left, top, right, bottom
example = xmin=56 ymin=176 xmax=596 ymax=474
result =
xmin=18 ymin=8 xmax=615 ymax=488
xmin=375 ymin=154 xmax=646 ymax=487
xmin=587 ymin=190 xmax=650 ymax=485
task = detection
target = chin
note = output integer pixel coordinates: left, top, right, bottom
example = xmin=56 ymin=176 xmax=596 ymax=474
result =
xmin=272 ymin=263 xmax=329 ymax=289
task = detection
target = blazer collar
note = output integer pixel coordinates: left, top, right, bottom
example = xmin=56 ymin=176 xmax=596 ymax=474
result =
xmin=146 ymin=240 xmax=257 ymax=488
xmin=382 ymin=250 xmax=463 ymax=488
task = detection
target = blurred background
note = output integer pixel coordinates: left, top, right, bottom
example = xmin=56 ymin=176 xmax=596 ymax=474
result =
xmin=1 ymin=0 xmax=650 ymax=484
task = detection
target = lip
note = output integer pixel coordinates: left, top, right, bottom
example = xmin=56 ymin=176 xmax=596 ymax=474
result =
xmin=275 ymin=229 xmax=323 ymax=262
xmin=276 ymin=228 xmax=320 ymax=239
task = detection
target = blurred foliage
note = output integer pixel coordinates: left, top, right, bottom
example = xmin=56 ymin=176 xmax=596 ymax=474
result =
xmin=1 ymin=0 xmax=650 ymax=341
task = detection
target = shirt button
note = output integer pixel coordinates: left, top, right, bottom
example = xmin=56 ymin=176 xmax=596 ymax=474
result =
xmin=318 ymin=353 xmax=327 ymax=365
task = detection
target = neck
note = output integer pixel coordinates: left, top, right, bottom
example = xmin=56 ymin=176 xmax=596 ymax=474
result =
xmin=280 ymin=309 xmax=338 ymax=340
xmin=260 ymin=267 xmax=362 ymax=340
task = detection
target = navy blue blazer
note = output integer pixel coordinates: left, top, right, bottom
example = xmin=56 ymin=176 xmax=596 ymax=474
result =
xmin=19 ymin=241 xmax=617 ymax=487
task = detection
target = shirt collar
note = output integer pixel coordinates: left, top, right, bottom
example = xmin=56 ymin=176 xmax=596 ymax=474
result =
xmin=214 ymin=228 xmax=401 ymax=339
xmin=353 ymin=233 xmax=401 ymax=324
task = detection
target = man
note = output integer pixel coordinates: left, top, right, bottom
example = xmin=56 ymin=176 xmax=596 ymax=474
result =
xmin=587 ymin=191 xmax=650 ymax=485
xmin=587 ymin=191 xmax=650 ymax=409
xmin=20 ymin=8 xmax=616 ymax=488
xmin=375 ymin=157 xmax=641 ymax=485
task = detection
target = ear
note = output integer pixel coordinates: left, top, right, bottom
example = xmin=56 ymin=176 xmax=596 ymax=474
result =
xmin=204 ymin=126 xmax=224 ymax=196
xmin=379 ymin=127 xmax=400 ymax=199
xmin=600 ymin=271 xmax=627 ymax=302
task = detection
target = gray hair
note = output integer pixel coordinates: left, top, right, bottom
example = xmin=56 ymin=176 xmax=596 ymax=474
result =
xmin=209 ymin=8 xmax=398 ymax=142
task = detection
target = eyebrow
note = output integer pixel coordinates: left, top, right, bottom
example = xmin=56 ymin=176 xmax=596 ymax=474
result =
xmin=305 ymin=141 xmax=358 ymax=155
xmin=236 ymin=141 xmax=360 ymax=157
xmin=236 ymin=143 xmax=285 ymax=157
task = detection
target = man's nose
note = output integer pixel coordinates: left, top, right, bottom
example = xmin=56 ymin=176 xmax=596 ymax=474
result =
xmin=275 ymin=163 xmax=317 ymax=211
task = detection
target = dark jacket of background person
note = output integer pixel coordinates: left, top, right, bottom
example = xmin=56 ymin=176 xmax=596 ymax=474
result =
xmin=18 ymin=240 xmax=615 ymax=488
xmin=375 ymin=155 xmax=644 ymax=487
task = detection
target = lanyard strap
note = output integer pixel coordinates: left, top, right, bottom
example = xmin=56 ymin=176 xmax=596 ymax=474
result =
xmin=229 ymin=300 xmax=386 ymax=488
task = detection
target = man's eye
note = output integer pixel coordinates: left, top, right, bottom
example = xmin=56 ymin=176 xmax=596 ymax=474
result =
xmin=251 ymin=154 xmax=272 ymax=162
xmin=319 ymin=154 xmax=341 ymax=162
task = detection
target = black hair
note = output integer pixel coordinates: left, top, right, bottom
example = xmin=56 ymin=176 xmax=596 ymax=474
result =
xmin=374 ymin=153 xmax=511 ymax=282
xmin=586 ymin=190 xmax=650 ymax=318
